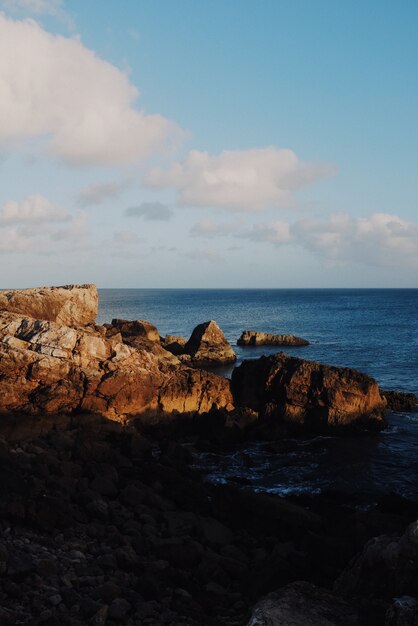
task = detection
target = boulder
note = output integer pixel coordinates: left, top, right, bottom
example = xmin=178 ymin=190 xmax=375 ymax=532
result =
xmin=381 ymin=390 xmax=417 ymax=412
xmin=184 ymin=320 xmax=236 ymax=366
xmin=161 ymin=334 xmax=187 ymax=355
xmin=0 ymin=284 xmax=98 ymax=326
xmin=0 ymin=312 xmax=233 ymax=422
xmin=111 ymin=318 xmax=160 ymax=343
xmin=238 ymin=330 xmax=309 ymax=347
xmin=335 ymin=519 xmax=418 ymax=600
xmin=246 ymin=581 xmax=359 ymax=626
xmin=232 ymin=353 xmax=387 ymax=433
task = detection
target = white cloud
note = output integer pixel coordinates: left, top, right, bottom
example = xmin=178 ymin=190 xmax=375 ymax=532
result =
xmin=190 ymin=218 xmax=241 ymax=237
xmin=77 ymin=180 xmax=131 ymax=207
xmin=0 ymin=194 xmax=88 ymax=254
xmin=0 ymin=15 xmax=182 ymax=166
xmin=0 ymin=194 xmax=70 ymax=224
xmin=293 ymin=212 xmax=418 ymax=267
xmin=144 ymin=147 xmax=334 ymax=211
xmin=125 ymin=202 xmax=173 ymax=221
xmin=240 ymin=220 xmax=292 ymax=244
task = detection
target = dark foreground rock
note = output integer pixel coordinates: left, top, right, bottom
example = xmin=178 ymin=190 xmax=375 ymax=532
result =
xmin=184 ymin=320 xmax=236 ymax=366
xmin=0 ymin=284 xmax=98 ymax=326
xmin=238 ymin=331 xmax=309 ymax=347
xmin=246 ymin=581 xmax=360 ymax=625
xmin=232 ymin=353 xmax=387 ymax=434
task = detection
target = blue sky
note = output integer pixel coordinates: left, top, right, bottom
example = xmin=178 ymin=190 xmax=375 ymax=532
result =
xmin=0 ymin=0 xmax=417 ymax=287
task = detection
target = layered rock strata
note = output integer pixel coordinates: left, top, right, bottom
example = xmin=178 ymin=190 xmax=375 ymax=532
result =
xmin=0 ymin=284 xmax=98 ymax=326
xmin=238 ymin=331 xmax=309 ymax=347
xmin=0 ymin=312 xmax=233 ymax=421
xmin=232 ymin=352 xmax=387 ymax=432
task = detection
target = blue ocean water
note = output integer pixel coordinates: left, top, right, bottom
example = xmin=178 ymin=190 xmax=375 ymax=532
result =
xmin=98 ymin=289 xmax=418 ymax=501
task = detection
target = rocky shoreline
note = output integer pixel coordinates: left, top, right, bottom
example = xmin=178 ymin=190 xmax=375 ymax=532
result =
xmin=0 ymin=284 xmax=417 ymax=625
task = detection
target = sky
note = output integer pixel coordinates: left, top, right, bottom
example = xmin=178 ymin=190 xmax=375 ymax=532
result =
xmin=0 ymin=0 xmax=417 ymax=288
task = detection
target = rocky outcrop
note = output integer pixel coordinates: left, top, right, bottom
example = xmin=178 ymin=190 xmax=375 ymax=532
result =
xmin=184 ymin=320 xmax=236 ymax=366
xmin=381 ymin=389 xmax=417 ymax=412
xmin=161 ymin=334 xmax=187 ymax=356
xmin=238 ymin=330 xmax=309 ymax=347
xmin=0 ymin=284 xmax=98 ymax=326
xmin=105 ymin=318 xmax=179 ymax=364
xmin=0 ymin=312 xmax=233 ymax=421
xmin=246 ymin=581 xmax=360 ymax=626
xmin=232 ymin=353 xmax=387 ymax=433
xmin=335 ymin=519 xmax=418 ymax=601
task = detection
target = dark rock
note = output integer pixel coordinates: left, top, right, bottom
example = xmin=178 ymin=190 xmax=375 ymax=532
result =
xmin=108 ymin=597 xmax=131 ymax=620
xmin=238 ymin=330 xmax=309 ymax=347
xmin=232 ymin=352 xmax=387 ymax=433
xmin=381 ymin=390 xmax=417 ymax=412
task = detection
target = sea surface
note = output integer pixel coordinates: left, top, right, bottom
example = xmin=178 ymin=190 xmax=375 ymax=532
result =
xmin=98 ymin=289 xmax=418 ymax=502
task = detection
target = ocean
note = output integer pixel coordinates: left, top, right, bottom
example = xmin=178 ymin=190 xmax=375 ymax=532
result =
xmin=98 ymin=288 xmax=418 ymax=502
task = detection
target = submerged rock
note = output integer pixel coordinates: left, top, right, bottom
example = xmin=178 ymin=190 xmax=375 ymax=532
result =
xmin=184 ymin=320 xmax=236 ymax=366
xmin=0 ymin=284 xmax=98 ymax=326
xmin=232 ymin=352 xmax=387 ymax=433
xmin=246 ymin=581 xmax=360 ymax=626
xmin=238 ymin=330 xmax=309 ymax=347
xmin=0 ymin=312 xmax=233 ymax=422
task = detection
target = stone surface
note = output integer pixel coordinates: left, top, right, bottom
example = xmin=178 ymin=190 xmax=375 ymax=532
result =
xmin=0 ymin=312 xmax=233 ymax=421
xmin=232 ymin=352 xmax=387 ymax=433
xmin=381 ymin=390 xmax=417 ymax=412
xmin=238 ymin=330 xmax=309 ymax=347
xmin=161 ymin=335 xmax=187 ymax=355
xmin=0 ymin=284 xmax=98 ymax=326
xmin=246 ymin=581 xmax=360 ymax=626
xmin=184 ymin=320 xmax=236 ymax=366
xmin=335 ymin=519 xmax=418 ymax=600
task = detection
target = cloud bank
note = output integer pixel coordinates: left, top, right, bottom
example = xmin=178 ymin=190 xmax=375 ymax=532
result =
xmin=144 ymin=147 xmax=335 ymax=211
xmin=0 ymin=15 xmax=182 ymax=165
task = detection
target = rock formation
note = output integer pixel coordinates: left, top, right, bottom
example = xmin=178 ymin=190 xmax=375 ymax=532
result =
xmin=238 ymin=330 xmax=309 ymax=347
xmin=0 ymin=284 xmax=98 ymax=326
xmin=232 ymin=353 xmax=387 ymax=432
xmin=184 ymin=320 xmax=236 ymax=366
xmin=0 ymin=312 xmax=233 ymax=421
xmin=381 ymin=389 xmax=418 ymax=412
xmin=246 ymin=581 xmax=360 ymax=626
xmin=161 ymin=334 xmax=187 ymax=355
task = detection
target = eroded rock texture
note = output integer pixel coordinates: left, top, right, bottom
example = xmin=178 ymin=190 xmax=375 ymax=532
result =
xmin=0 ymin=284 xmax=98 ymax=326
xmin=0 ymin=312 xmax=233 ymax=421
xmin=232 ymin=352 xmax=387 ymax=432
xmin=238 ymin=331 xmax=309 ymax=347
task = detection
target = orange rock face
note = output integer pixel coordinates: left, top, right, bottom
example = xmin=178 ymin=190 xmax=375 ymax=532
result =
xmin=232 ymin=353 xmax=387 ymax=432
xmin=0 ymin=284 xmax=98 ymax=326
xmin=0 ymin=312 xmax=233 ymax=422
xmin=185 ymin=320 xmax=236 ymax=366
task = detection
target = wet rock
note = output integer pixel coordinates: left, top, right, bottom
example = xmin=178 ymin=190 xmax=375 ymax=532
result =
xmin=238 ymin=330 xmax=309 ymax=347
xmin=232 ymin=352 xmax=387 ymax=433
xmin=381 ymin=390 xmax=417 ymax=412
xmin=184 ymin=320 xmax=236 ymax=366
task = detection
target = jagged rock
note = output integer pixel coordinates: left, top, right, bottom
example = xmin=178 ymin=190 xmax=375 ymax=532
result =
xmin=0 ymin=284 xmax=98 ymax=326
xmin=238 ymin=330 xmax=309 ymax=347
xmin=232 ymin=353 xmax=387 ymax=433
xmin=0 ymin=312 xmax=233 ymax=421
xmin=246 ymin=581 xmax=360 ymax=625
xmin=105 ymin=319 xmax=179 ymax=364
xmin=335 ymin=519 xmax=418 ymax=600
xmin=184 ymin=320 xmax=236 ymax=366
xmin=381 ymin=390 xmax=417 ymax=412
xmin=161 ymin=334 xmax=187 ymax=355
xmin=111 ymin=318 xmax=160 ymax=343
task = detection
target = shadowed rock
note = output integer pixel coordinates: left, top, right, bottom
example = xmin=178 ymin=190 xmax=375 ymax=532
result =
xmin=381 ymin=390 xmax=417 ymax=412
xmin=0 ymin=284 xmax=98 ymax=326
xmin=238 ymin=330 xmax=309 ymax=347
xmin=232 ymin=352 xmax=387 ymax=433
